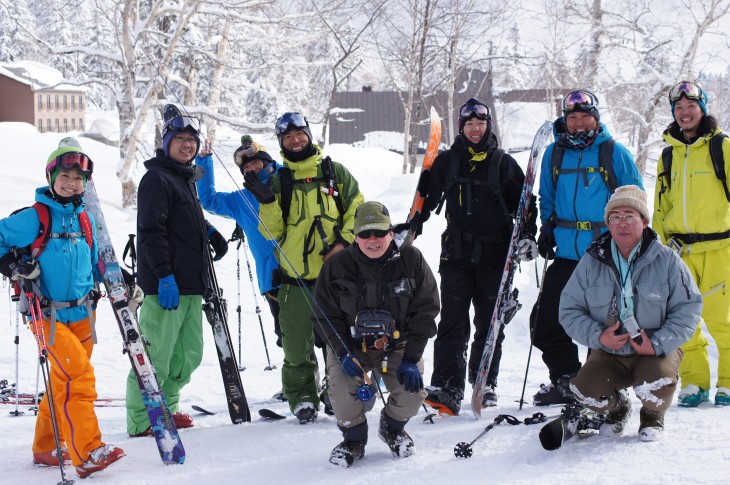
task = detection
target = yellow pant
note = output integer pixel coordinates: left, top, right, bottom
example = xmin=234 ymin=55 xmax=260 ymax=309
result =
xmin=679 ymin=247 xmax=730 ymax=390
xmin=31 ymin=313 xmax=103 ymax=466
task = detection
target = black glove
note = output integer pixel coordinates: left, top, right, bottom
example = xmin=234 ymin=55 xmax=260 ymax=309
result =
xmin=208 ymin=228 xmax=229 ymax=261
xmin=244 ymin=171 xmax=275 ymax=204
xmin=537 ymin=227 xmax=556 ymax=260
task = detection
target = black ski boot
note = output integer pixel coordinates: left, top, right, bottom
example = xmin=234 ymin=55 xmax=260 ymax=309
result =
xmin=378 ymin=410 xmax=414 ymax=458
xmin=294 ymin=403 xmax=317 ymax=424
xmin=533 ymin=372 xmax=578 ymax=406
xmin=424 ymin=386 xmax=461 ymax=416
xmin=603 ymin=391 xmax=633 ymax=435
xmin=329 ymin=422 xmax=367 ymax=468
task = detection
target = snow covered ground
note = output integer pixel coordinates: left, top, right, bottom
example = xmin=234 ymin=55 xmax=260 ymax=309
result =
xmin=0 ymin=121 xmax=728 ymax=484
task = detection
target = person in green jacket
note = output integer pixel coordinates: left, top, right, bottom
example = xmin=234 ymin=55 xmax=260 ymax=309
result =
xmin=653 ymin=80 xmax=730 ymax=408
xmin=244 ymin=112 xmax=364 ymax=423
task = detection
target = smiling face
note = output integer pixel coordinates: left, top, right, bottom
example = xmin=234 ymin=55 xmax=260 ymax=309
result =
xmin=565 ymin=111 xmax=598 ymax=133
xmin=282 ymin=129 xmax=310 ymax=153
xmin=355 ymin=230 xmax=394 ymax=259
xmin=673 ymin=97 xmax=703 ymax=139
xmin=169 ymin=134 xmax=199 ymax=164
xmin=52 ymin=168 xmax=85 ymax=197
xmin=462 ymin=118 xmax=488 ymax=144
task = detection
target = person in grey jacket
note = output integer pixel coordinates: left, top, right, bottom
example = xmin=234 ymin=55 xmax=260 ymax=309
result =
xmin=559 ymin=185 xmax=702 ymax=442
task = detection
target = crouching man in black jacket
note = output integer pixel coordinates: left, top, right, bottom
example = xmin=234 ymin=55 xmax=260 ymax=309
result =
xmin=313 ymin=201 xmax=439 ymax=467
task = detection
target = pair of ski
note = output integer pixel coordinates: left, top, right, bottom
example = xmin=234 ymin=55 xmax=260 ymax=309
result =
xmin=404 ymin=112 xmax=553 ymax=420
xmin=67 ymin=135 xmax=249 ymax=466
xmin=192 ymin=404 xmax=285 ymax=421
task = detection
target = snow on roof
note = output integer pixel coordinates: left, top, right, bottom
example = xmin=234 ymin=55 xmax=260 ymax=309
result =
xmin=0 ymin=60 xmax=86 ymax=92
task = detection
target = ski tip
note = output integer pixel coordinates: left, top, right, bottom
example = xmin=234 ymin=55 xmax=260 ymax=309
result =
xmin=191 ymin=405 xmax=215 ymax=415
xmin=429 ymin=106 xmax=441 ymax=121
xmin=58 ymin=136 xmax=82 ymax=149
xmin=258 ymin=408 xmax=286 ymax=420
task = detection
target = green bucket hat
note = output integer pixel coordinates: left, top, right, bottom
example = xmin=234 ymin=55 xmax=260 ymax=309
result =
xmin=353 ymin=201 xmax=392 ymax=235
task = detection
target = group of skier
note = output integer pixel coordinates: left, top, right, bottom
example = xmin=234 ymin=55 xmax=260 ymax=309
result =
xmin=0 ymin=78 xmax=728 ymax=476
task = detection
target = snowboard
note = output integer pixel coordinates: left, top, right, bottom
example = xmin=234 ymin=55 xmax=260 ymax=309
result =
xmin=401 ymin=107 xmax=442 ymax=246
xmin=539 ymin=402 xmax=605 ymax=450
xmin=470 ymin=121 xmax=553 ymax=419
xmin=70 ymin=136 xmax=186 ymax=465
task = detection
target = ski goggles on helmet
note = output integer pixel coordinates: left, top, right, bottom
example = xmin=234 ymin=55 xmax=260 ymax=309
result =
xmin=459 ymin=102 xmax=490 ymax=120
xmin=163 ymin=115 xmax=200 ymax=135
xmin=562 ymin=90 xmax=599 ymax=113
xmin=668 ymin=81 xmax=707 ymax=103
xmin=275 ymin=112 xmax=308 ymax=136
xmin=47 ymin=152 xmax=94 ymax=176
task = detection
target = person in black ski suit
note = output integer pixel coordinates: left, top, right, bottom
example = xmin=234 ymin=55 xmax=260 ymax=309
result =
xmin=416 ymin=98 xmax=537 ymax=415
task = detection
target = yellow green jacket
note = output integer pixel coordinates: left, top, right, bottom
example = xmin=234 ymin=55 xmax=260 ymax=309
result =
xmin=259 ymin=145 xmax=364 ymax=279
xmin=653 ymin=128 xmax=730 ymax=254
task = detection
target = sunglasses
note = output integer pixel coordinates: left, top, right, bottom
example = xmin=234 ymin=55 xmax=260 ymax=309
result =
xmin=460 ymin=103 xmax=490 ymax=120
xmin=163 ymin=115 xmax=200 ymax=134
xmin=275 ymin=112 xmax=308 ymax=136
xmin=668 ymin=81 xmax=707 ymax=104
xmin=562 ymin=90 xmax=598 ymax=112
xmin=48 ymin=152 xmax=93 ymax=176
xmin=356 ymin=229 xmax=390 ymax=239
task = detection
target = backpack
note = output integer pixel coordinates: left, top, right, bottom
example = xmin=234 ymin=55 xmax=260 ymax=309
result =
xmin=551 ymin=139 xmax=618 ymax=193
xmin=278 ymin=156 xmax=344 ymax=222
xmin=25 ymin=202 xmax=94 ymax=258
xmin=658 ymin=133 xmax=730 ymax=203
xmin=436 ymin=148 xmax=510 ymax=218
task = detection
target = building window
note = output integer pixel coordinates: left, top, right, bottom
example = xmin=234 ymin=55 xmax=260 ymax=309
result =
xmin=47 ymin=119 xmax=51 ymax=132
xmin=38 ymin=120 xmax=43 ymax=132
xmin=63 ymin=96 xmax=68 ymax=109
xmin=71 ymin=96 xmax=75 ymax=109
xmin=63 ymin=119 xmax=68 ymax=132
xmin=79 ymin=96 xmax=84 ymax=110
xmin=72 ymin=119 xmax=76 ymax=130
xmin=55 ymin=119 xmax=60 ymax=132
xmin=38 ymin=95 xmax=43 ymax=109
xmin=47 ymin=95 xmax=51 ymax=110
xmin=79 ymin=119 xmax=84 ymax=131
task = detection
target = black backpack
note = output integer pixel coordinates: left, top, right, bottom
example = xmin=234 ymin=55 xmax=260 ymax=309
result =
xmin=436 ymin=148 xmax=510 ymax=218
xmin=278 ymin=156 xmax=345 ymax=222
xmin=551 ymin=139 xmax=618 ymax=193
xmin=658 ymin=133 xmax=730 ymax=203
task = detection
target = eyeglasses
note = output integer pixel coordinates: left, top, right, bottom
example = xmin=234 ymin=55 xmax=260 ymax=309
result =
xmin=668 ymin=81 xmax=707 ymax=104
xmin=562 ymin=90 xmax=599 ymax=112
xmin=356 ymin=229 xmax=390 ymax=239
xmin=607 ymin=213 xmax=640 ymax=226
xmin=173 ymin=135 xmax=198 ymax=145
xmin=459 ymin=103 xmax=490 ymax=120
xmin=48 ymin=152 xmax=94 ymax=176
xmin=163 ymin=115 xmax=200 ymax=135
xmin=275 ymin=112 xmax=308 ymax=136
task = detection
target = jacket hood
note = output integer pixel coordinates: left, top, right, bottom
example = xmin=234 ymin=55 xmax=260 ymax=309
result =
xmin=586 ymin=226 xmax=659 ymax=265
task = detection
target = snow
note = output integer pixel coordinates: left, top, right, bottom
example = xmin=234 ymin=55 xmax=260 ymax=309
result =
xmin=1 ymin=119 xmax=729 ymax=484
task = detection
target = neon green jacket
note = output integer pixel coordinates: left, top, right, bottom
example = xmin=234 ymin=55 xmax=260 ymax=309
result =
xmin=653 ymin=128 xmax=730 ymax=254
xmin=259 ymin=145 xmax=364 ymax=280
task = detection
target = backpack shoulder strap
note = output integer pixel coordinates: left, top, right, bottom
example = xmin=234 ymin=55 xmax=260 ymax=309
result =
xmin=598 ymin=139 xmax=618 ymax=193
xmin=658 ymin=145 xmax=673 ymax=204
xmin=435 ymin=151 xmax=461 ymax=215
xmin=486 ymin=148 xmax=510 ymax=217
xmin=278 ymin=167 xmax=294 ymax=222
xmin=709 ymin=133 xmax=730 ymax=203
xmin=78 ymin=210 xmax=94 ymax=250
xmin=550 ymin=143 xmax=565 ymax=188
xmin=322 ymin=156 xmax=345 ymax=216
xmin=30 ymin=202 xmax=52 ymax=259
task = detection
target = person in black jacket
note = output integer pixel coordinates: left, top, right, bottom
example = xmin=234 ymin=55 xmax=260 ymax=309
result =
xmin=314 ymin=201 xmax=439 ymax=467
xmin=125 ymin=105 xmax=228 ymax=437
xmin=417 ymin=98 xmax=537 ymax=415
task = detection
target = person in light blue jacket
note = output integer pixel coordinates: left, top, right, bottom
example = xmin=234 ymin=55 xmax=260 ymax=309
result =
xmin=195 ymin=136 xmax=283 ymax=345
xmin=531 ymin=90 xmax=644 ymax=407
xmin=560 ymin=185 xmax=702 ymax=442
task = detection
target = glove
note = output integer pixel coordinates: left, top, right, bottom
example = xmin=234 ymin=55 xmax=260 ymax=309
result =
xmin=208 ymin=227 xmax=229 ymax=261
xmin=339 ymin=353 xmax=364 ymax=378
xmin=244 ymin=171 xmax=275 ymax=204
xmin=11 ymin=260 xmax=40 ymax=281
xmin=396 ymin=360 xmax=423 ymax=393
xmin=537 ymin=227 xmax=556 ymax=260
xmin=158 ymin=274 xmax=179 ymax=310
xmin=515 ymin=235 xmax=538 ymax=263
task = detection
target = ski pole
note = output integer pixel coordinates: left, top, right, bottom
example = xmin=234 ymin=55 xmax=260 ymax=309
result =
xmin=229 ymin=226 xmax=246 ymax=371
xmin=240 ymin=232 xmax=276 ymax=371
xmin=10 ymin=302 xmax=23 ymax=417
xmin=518 ymin=256 xmax=550 ymax=410
xmin=24 ymin=281 xmax=74 ymax=484
xmin=454 ymin=412 xmax=548 ymax=458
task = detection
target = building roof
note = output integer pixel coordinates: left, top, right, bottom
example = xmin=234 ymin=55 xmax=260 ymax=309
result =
xmin=0 ymin=61 xmax=85 ymax=92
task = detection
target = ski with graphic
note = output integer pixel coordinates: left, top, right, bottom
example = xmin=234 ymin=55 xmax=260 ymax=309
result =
xmin=202 ymin=251 xmax=251 ymax=424
xmin=539 ymin=402 xmax=605 ymax=450
xmin=61 ymin=137 xmax=186 ymax=464
xmin=401 ymin=107 xmax=442 ymax=246
xmin=470 ymin=121 xmax=553 ymax=419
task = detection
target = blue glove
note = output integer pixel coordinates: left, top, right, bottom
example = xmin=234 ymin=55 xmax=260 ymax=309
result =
xmin=339 ymin=353 xmax=364 ymax=378
xmin=396 ymin=360 xmax=423 ymax=393
xmin=158 ymin=274 xmax=179 ymax=310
